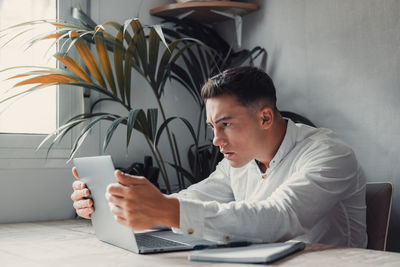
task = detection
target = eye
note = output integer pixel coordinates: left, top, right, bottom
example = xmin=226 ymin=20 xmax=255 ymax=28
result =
xmin=223 ymin=122 xmax=232 ymax=127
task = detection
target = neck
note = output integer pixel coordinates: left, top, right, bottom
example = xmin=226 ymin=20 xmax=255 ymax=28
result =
xmin=256 ymin=114 xmax=287 ymax=172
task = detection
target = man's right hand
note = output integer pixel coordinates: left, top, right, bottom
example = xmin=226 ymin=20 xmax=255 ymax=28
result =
xmin=71 ymin=167 xmax=94 ymax=219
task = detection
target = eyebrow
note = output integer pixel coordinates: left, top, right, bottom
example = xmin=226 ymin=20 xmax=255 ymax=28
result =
xmin=207 ymin=116 xmax=232 ymax=126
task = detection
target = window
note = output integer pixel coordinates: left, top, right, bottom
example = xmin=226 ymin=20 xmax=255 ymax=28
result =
xmin=0 ymin=0 xmax=87 ymax=161
xmin=0 ymin=0 xmax=57 ymax=134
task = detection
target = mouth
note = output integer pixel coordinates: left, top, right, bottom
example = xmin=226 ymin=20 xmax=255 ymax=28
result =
xmin=221 ymin=151 xmax=235 ymax=160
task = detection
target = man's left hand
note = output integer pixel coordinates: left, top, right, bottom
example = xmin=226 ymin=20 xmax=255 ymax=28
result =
xmin=105 ymin=170 xmax=180 ymax=230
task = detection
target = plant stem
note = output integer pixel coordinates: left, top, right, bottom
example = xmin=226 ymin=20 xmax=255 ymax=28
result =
xmin=154 ymin=95 xmax=182 ymax=190
xmin=193 ymin=104 xmax=204 ymax=178
xmin=144 ymin=136 xmax=171 ymax=193
xmin=142 ymin=76 xmax=182 ymax=191
xmin=153 ymin=140 xmax=172 ymax=193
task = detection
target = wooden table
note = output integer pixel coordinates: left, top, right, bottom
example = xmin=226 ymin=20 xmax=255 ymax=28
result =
xmin=0 ymin=219 xmax=399 ymax=266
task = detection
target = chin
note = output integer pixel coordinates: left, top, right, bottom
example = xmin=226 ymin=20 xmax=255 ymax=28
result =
xmin=227 ymin=159 xmax=250 ymax=169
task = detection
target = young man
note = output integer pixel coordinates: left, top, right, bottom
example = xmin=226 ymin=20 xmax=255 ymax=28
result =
xmin=71 ymin=66 xmax=368 ymax=247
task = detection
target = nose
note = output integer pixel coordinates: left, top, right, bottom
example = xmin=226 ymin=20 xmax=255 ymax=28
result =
xmin=212 ymin=129 xmax=227 ymax=147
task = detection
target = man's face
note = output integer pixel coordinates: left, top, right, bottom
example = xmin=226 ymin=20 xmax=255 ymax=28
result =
xmin=206 ymin=95 xmax=263 ymax=168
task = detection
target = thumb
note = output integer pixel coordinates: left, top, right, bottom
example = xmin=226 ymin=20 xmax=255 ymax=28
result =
xmin=114 ymin=170 xmax=147 ymax=187
xmin=72 ymin=167 xmax=79 ymax=180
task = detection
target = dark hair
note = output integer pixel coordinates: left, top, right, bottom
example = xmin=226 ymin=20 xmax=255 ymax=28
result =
xmin=201 ymin=66 xmax=277 ymax=109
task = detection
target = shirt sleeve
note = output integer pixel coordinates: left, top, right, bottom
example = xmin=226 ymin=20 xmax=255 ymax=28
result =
xmin=170 ymin=159 xmax=234 ymax=202
xmin=175 ymin=141 xmax=360 ymax=243
xmin=170 ymin=160 xmax=234 ymax=235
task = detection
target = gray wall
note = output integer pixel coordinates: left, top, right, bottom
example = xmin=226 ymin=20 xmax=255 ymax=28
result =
xmin=232 ymin=0 xmax=399 ymax=251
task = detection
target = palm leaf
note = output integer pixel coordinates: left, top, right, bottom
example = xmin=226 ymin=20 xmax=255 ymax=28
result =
xmin=154 ymin=116 xmax=197 ymax=148
xmin=148 ymin=27 xmax=160 ymax=85
xmin=102 ymin=21 xmax=132 ymax=44
xmin=69 ymin=31 xmax=107 ymax=89
xmin=103 ymin=116 xmax=127 ymax=152
xmin=127 ymin=19 xmax=147 ymax=75
xmin=126 ymin=109 xmax=145 ymax=147
xmin=113 ymin=26 xmax=125 ymax=103
xmin=69 ymin=114 xmax=118 ymax=159
xmin=42 ymin=118 xmax=88 ymax=158
xmin=37 ymin=118 xmax=86 ymax=150
xmin=124 ymin=38 xmax=134 ymax=107
xmin=13 ymin=74 xmax=77 ymax=86
xmin=168 ymin=163 xmax=197 ymax=184
xmin=90 ymin=98 xmax=120 ymax=113
xmin=94 ymin=27 xmax=117 ymax=96
xmin=54 ymin=52 xmax=93 ymax=83
xmin=155 ymin=40 xmax=180 ymax=93
xmin=147 ymin=108 xmax=158 ymax=142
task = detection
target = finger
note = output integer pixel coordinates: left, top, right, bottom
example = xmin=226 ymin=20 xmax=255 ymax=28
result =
xmin=105 ymin=191 xmax=124 ymax=207
xmin=114 ymin=215 xmax=130 ymax=228
xmin=115 ymin=170 xmax=147 ymax=187
xmin=108 ymin=203 xmax=125 ymax=217
xmin=71 ymin=188 xmax=90 ymax=201
xmin=76 ymin=207 xmax=94 ymax=219
xmin=73 ymin=199 xmax=93 ymax=210
xmin=72 ymin=180 xmax=86 ymax=190
xmin=72 ymin=167 xmax=79 ymax=180
xmin=106 ymin=183 xmax=131 ymax=198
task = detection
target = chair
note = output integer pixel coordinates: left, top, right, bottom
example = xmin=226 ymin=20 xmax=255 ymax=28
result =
xmin=366 ymin=182 xmax=393 ymax=251
xmin=280 ymin=111 xmax=316 ymax=127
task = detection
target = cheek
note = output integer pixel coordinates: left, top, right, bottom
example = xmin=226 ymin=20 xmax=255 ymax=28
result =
xmin=228 ymin=128 xmax=255 ymax=148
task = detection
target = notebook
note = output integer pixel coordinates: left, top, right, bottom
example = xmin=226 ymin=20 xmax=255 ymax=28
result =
xmin=73 ymin=155 xmax=216 ymax=254
xmin=188 ymin=241 xmax=305 ymax=264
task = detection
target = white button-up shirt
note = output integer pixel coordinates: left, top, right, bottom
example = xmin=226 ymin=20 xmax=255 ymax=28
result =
xmin=172 ymin=119 xmax=368 ymax=248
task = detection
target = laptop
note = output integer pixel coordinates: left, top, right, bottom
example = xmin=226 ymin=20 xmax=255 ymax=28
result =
xmin=73 ymin=155 xmax=216 ymax=254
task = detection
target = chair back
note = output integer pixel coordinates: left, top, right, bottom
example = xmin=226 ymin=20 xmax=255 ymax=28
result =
xmin=366 ymin=182 xmax=393 ymax=251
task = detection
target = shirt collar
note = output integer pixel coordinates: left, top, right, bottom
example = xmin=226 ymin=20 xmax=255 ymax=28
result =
xmin=255 ymin=119 xmax=297 ymax=171
xmin=269 ymin=119 xmax=297 ymax=169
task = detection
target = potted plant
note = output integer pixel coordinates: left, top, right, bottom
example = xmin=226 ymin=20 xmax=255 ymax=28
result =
xmin=0 ymin=8 xmax=268 ymax=192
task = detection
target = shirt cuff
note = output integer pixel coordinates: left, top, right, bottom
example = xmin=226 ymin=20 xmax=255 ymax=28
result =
xmin=171 ymin=198 xmax=205 ymax=238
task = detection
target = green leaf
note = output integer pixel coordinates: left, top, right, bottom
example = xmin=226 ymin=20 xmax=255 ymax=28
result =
xmin=114 ymin=26 xmax=125 ymax=103
xmin=128 ymin=19 xmax=147 ymax=75
xmin=103 ymin=116 xmax=127 ymax=152
xmin=126 ymin=109 xmax=145 ymax=147
xmin=90 ymin=98 xmax=120 ymax=113
xmin=168 ymin=163 xmax=197 ymax=184
xmin=37 ymin=118 xmax=86 ymax=151
xmin=153 ymin=24 xmax=169 ymax=51
xmin=169 ymin=64 xmax=201 ymax=104
xmin=69 ymin=114 xmax=118 ymax=159
xmin=44 ymin=119 xmax=87 ymax=158
xmin=123 ymin=38 xmax=134 ymax=107
xmin=147 ymin=108 xmax=158 ymax=141
xmin=155 ymin=40 xmax=180 ymax=93
xmin=148 ymin=27 xmax=160 ymax=85
xmin=154 ymin=116 xmax=197 ymax=148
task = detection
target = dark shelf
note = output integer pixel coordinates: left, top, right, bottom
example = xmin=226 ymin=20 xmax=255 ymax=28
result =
xmin=150 ymin=1 xmax=259 ymax=23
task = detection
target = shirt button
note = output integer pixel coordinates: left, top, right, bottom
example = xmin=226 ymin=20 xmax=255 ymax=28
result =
xmin=262 ymin=175 xmax=266 ymax=179
xmin=187 ymin=228 xmax=194 ymax=235
xmin=224 ymin=236 xmax=230 ymax=241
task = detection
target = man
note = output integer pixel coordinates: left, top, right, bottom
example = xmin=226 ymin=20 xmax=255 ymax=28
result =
xmin=71 ymin=66 xmax=367 ymax=247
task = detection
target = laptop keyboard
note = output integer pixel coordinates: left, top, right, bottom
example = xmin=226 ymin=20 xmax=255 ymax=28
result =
xmin=136 ymin=234 xmax=186 ymax=248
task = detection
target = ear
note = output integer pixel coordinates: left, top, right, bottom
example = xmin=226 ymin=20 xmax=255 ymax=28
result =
xmin=259 ymin=106 xmax=274 ymax=130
